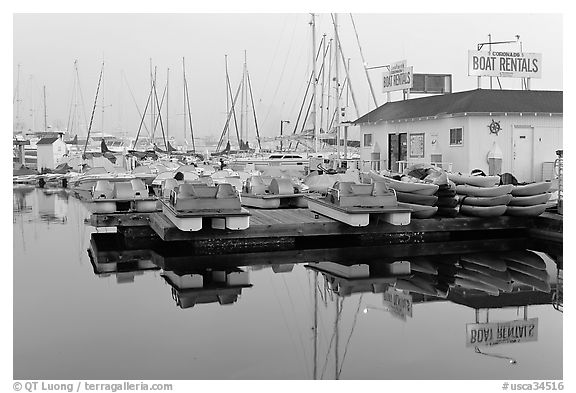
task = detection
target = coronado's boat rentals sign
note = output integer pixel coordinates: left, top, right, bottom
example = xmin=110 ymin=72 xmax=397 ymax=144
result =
xmin=465 ymin=318 xmax=538 ymax=347
xmin=383 ymin=60 xmax=413 ymax=92
xmin=468 ymin=50 xmax=542 ymax=78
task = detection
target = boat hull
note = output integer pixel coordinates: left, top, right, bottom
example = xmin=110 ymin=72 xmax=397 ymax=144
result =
xmin=511 ymin=182 xmax=552 ymax=196
xmin=460 ymin=204 xmax=507 ymax=217
xmin=509 ymin=193 xmax=551 ymax=206
xmin=456 ymin=184 xmax=513 ymax=197
xmin=505 ymin=204 xmax=547 ymax=216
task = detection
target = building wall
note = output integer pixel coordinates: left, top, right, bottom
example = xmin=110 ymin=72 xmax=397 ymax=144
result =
xmin=52 ymin=138 xmax=67 ymax=167
xmin=37 ymin=145 xmax=54 ymax=170
xmin=360 ymin=113 xmax=562 ymax=180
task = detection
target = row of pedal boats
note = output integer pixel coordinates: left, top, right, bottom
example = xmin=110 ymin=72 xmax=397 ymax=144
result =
xmin=82 ymin=167 xmax=555 ymax=231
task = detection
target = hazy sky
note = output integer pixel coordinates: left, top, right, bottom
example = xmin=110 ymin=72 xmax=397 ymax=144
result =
xmin=13 ymin=12 xmax=563 ymax=145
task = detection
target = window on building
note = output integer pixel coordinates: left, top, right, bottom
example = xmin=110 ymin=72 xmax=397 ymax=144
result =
xmin=363 ymin=133 xmax=373 ymax=147
xmin=450 ymin=128 xmax=463 ymax=146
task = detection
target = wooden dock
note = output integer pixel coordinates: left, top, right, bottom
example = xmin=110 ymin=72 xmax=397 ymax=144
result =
xmin=88 ymin=208 xmax=562 ymax=259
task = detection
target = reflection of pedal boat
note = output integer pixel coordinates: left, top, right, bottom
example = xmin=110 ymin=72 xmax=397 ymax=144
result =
xmin=306 ymin=181 xmax=411 ymax=227
xmin=241 ymin=176 xmax=308 ymax=209
xmin=306 ymin=261 xmax=410 ymax=297
xmin=89 ymin=179 xmax=157 ymax=213
xmin=162 ymin=269 xmax=252 ymax=308
xmin=510 ymin=181 xmax=552 ymax=197
xmin=394 ymin=274 xmax=441 ymax=297
xmin=161 ymin=183 xmax=250 ymax=231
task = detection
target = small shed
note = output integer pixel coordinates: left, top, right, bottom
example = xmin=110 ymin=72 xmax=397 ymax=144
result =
xmin=37 ymin=135 xmax=68 ymax=170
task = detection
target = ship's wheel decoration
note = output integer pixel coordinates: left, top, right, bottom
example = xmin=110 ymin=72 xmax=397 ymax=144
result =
xmin=488 ymin=119 xmax=501 ymax=135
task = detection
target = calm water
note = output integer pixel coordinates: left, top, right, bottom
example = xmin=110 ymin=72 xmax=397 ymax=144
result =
xmin=13 ymin=187 xmax=563 ymax=380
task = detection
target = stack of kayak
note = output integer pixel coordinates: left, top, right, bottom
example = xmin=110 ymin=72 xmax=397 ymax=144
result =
xmin=435 ymin=182 xmax=459 ymax=218
xmin=365 ymin=171 xmax=439 ymax=219
xmin=507 ymin=182 xmax=552 ymax=217
xmin=448 ymin=173 xmax=512 ymax=217
xmin=447 ymin=250 xmax=550 ymax=295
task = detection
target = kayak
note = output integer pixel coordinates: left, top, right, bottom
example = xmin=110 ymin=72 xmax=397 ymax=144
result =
xmin=511 ymin=181 xmax=552 ymax=197
xmin=456 ymin=184 xmax=513 ymax=197
xmin=505 ymin=204 xmax=547 ymax=216
xmin=453 ymin=277 xmax=500 ymax=296
xmin=509 ymin=193 xmax=551 ymax=206
xmin=395 ymin=191 xmax=438 ymax=206
xmin=460 ymin=253 xmax=508 ymax=271
xmin=459 ymin=194 xmax=512 ymax=207
xmin=456 ymin=268 xmax=513 ymax=292
xmin=500 ymin=250 xmax=547 ymax=270
xmin=447 ymin=173 xmax=500 ymax=187
xmin=374 ymin=176 xmax=440 ymax=196
xmin=460 ymin=204 xmax=507 ymax=217
xmin=398 ymin=202 xmax=438 ymax=219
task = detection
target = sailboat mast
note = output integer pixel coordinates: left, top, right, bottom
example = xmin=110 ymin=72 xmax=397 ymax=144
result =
xmin=311 ymin=13 xmax=318 ymax=153
xmin=319 ymin=36 xmax=326 ymax=142
xmin=166 ymin=67 xmax=170 ymax=147
xmin=333 ymin=13 xmax=341 ymax=161
xmin=225 ymin=55 xmax=230 ymax=143
xmin=240 ymin=50 xmax=247 ymax=147
xmin=183 ymin=58 xmax=187 ymax=145
xmin=101 ymin=63 xmax=105 ymax=138
xmin=15 ymin=64 xmax=21 ymax=132
xmin=43 ymin=85 xmax=47 ymax=132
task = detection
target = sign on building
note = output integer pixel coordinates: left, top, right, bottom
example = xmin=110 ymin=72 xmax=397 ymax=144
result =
xmin=465 ymin=318 xmax=538 ymax=347
xmin=411 ymin=74 xmax=452 ymax=94
xmin=468 ymin=50 xmax=542 ymax=78
xmin=383 ymin=60 xmax=414 ymax=93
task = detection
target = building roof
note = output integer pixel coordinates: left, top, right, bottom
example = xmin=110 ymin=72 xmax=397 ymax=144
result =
xmin=353 ymin=89 xmax=563 ymax=125
xmin=36 ymin=137 xmax=60 ymax=145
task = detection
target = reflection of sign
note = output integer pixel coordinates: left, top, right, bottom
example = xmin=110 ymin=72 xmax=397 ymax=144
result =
xmin=466 ymin=318 xmax=538 ymax=347
xmin=383 ymin=288 xmax=413 ymax=320
xmin=409 ymin=133 xmax=425 ymax=158
xmin=468 ymin=50 xmax=542 ymax=78
xmin=383 ymin=66 xmax=413 ymax=93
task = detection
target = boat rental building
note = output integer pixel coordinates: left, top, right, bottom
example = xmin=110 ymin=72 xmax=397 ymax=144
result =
xmin=353 ymin=89 xmax=562 ymax=183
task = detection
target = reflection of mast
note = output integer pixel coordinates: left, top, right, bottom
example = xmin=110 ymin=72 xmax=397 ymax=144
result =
xmin=313 ymin=270 xmax=318 ymax=380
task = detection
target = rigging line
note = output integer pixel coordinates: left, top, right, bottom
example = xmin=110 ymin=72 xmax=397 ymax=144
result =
xmin=288 ymin=39 xmax=325 ymax=150
xmin=121 ymin=71 xmax=151 ymax=138
xmin=183 ymin=79 xmax=196 ymax=152
xmin=330 ymin=13 xmax=360 ymax=118
xmin=350 ymin=13 xmax=378 ymax=109
xmin=280 ymin=274 xmax=311 ymax=379
xmin=152 ymin=82 xmax=168 ymax=139
xmin=228 ymin=77 xmax=243 ymax=149
xmin=66 ymin=67 xmax=77 ymax=135
xmin=75 ymin=62 xmax=90 ymax=137
xmin=83 ymin=62 xmax=105 ymax=157
xmin=216 ymin=78 xmax=243 ymax=151
xmin=337 ymin=294 xmax=364 ymax=377
xmin=260 ymin=16 xmax=300 ymax=125
xmin=327 ymin=77 xmax=348 ymax=133
xmin=320 ymin=296 xmax=345 ymax=379
xmin=133 ymin=84 xmax=154 ymax=147
xmin=245 ymin=69 xmax=261 ymax=149
xmin=268 ymin=273 xmax=309 ymax=379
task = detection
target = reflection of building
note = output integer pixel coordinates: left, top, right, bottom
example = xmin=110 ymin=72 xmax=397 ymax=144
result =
xmin=13 ymin=186 xmax=35 ymax=214
xmin=35 ymin=189 xmax=68 ymax=223
xmin=162 ymin=269 xmax=252 ymax=309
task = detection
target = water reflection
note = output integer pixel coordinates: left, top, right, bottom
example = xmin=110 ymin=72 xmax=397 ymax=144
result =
xmin=14 ymin=187 xmax=563 ymax=380
xmin=13 ymin=186 xmax=70 ymax=223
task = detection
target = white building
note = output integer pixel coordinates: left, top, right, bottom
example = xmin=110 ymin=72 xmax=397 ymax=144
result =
xmin=353 ymin=89 xmax=562 ymax=183
xmin=36 ymin=135 xmax=68 ymax=170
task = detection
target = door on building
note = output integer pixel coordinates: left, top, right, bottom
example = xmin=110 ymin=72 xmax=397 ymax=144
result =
xmin=512 ymin=126 xmax=534 ymax=182
xmin=388 ymin=133 xmax=407 ymax=172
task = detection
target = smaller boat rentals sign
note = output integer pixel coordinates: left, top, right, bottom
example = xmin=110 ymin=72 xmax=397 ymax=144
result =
xmin=383 ymin=60 xmax=414 ymax=92
xmin=466 ymin=318 xmax=538 ymax=347
xmin=468 ymin=50 xmax=542 ymax=78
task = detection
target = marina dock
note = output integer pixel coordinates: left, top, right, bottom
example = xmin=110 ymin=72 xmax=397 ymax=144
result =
xmin=89 ymin=208 xmax=562 ymax=261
